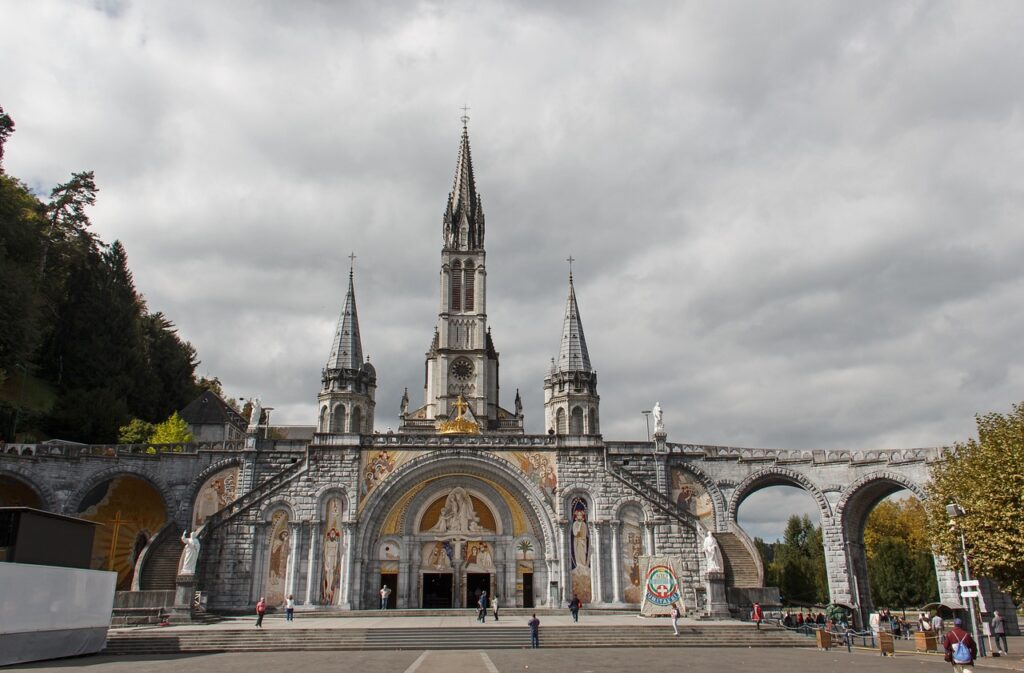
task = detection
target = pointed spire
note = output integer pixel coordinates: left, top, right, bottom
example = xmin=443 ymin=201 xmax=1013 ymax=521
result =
xmin=557 ymin=266 xmax=592 ymax=373
xmin=444 ymin=115 xmax=485 ymax=250
xmin=326 ymin=259 xmax=364 ymax=370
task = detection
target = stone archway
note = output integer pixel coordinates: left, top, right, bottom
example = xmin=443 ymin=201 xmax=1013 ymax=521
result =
xmin=355 ymin=450 xmax=558 ymax=609
xmin=727 ymin=466 xmax=832 ymax=525
xmin=0 ymin=470 xmax=52 ymax=509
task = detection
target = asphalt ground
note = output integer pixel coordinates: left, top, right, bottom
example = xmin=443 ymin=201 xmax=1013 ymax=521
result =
xmin=7 ymin=646 xmax=1024 ymax=673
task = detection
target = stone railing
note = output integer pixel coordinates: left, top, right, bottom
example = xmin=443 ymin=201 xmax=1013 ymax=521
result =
xmin=654 ymin=443 xmax=945 ymax=465
xmin=0 ymin=440 xmax=246 ymax=459
xmin=199 ymin=457 xmax=307 ymax=535
xmin=604 ymin=450 xmax=700 ymax=529
xmin=367 ymin=433 xmax=559 ymax=448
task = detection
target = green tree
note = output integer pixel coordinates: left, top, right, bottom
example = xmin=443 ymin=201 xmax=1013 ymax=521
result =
xmin=864 ymin=497 xmax=938 ymax=608
xmin=0 ymin=105 xmax=13 ymax=170
xmin=149 ymin=411 xmax=193 ymax=444
xmin=925 ymin=403 xmax=1024 ymax=603
xmin=761 ymin=515 xmax=828 ymax=605
xmin=118 ymin=418 xmax=155 ymax=444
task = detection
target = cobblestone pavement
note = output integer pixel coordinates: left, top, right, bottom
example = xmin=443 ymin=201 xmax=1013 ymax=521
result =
xmin=7 ymin=646 xmax=1024 ymax=673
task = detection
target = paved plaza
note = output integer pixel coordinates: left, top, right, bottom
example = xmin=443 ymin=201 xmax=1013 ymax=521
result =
xmin=6 ymin=645 xmax=1024 ymax=673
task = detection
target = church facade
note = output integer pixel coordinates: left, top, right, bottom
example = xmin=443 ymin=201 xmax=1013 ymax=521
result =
xmin=4 ymin=121 xmax=1018 ymax=632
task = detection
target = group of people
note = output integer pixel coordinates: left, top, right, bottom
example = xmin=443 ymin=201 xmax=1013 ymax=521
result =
xmin=782 ymin=610 xmax=828 ymax=631
xmin=475 ymin=591 xmax=500 ymax=622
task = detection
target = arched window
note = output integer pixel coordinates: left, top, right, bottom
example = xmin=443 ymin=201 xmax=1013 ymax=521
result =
xmin=319 ymin=406 xmax=327 ymax=432
xmin=556 ymin=408 xmax=566 ymax=435
xmin=350 ymin=406 xmax=362 ymax=433
xmin=463 ymin=261 xmax=475 ymax=312
xmin=331 ymin=405 xmax=346 ymax=433
xmin=451 ymin=261 xmax=462 ymax=312
xmin=570 ymin=406 xmax=584 ymax=434
xmin=589 ymin=407 xmax=599 ymax=434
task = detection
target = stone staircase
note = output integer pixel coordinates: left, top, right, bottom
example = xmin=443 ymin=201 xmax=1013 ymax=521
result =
xmin=104 ymin=623 xmax=810 ymax=654
xmin=714 ymin=532 xmax=760 ymax=588
xmin=140 ymin=525 xmax=183 ymax=591
xmin=603 ymin=456 xmax=698 ymax=528
xmin=200 ymin=457 xmax=306 ymax=534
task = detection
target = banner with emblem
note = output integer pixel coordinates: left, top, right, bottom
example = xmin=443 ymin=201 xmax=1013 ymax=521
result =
xmin=639 ymin=555 xmax=685 ymax=616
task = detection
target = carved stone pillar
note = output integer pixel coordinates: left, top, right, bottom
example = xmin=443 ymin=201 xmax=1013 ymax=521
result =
xmin=341 ymin=522 xmax=357 ymax=609
xmin=591 ymin=523 xmax=602 ymax=603
xmin=609 ymin=519 xmax=621 ymax=603
xmin=285 ymin=521 xmax=302 ymax=601
xmin=557 ymin=519 xmax=568 ymax=605
xmin=305 ymin=519 xmax=321 ymax=606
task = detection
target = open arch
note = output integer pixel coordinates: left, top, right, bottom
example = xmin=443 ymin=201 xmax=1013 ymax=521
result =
xmin=555 ymin=408 xmax=566 ymax=434
xmin=350 ymin=406 xmax=362 ymax=434
xmin=332 ymin=404 xmax=346 ymax=433
xmin=570 ymin=406 xmax=584 ymax=434
xmin=728 ymin=467 xmax=832 ymax=524
xmin=836 ymin=472 xmax=934 ymax=620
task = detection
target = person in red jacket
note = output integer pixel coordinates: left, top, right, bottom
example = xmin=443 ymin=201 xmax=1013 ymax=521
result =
xmin=752 ymin=602 xmax=764 ymax=631
xmin=942 ymin=617 xmax=977 ymax=672
xmin=255 ymin=597 xmax=267 ymax=628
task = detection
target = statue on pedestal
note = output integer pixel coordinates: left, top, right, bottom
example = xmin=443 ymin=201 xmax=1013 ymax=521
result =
xmin=653 ymin=402 xmax=664 ymax=433
xmin=180 ymin=528 xmax=203 ymax=575
xmin=248 ymin=396 xmax=262 ymax=430
xmin=702 ymin=529 xmax=723 ymax=575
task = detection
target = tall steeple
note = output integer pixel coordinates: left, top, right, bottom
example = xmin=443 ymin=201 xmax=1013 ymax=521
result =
xmin=399 ymin=115 xmax=523 ymax=434
xmin=326 ymin=266 xmax=363 ymax=370
xmin=318 ymin=257 xmax=376 ymax=435
xmin=544 ymin=261 xmax=600 ymax=435
xmin=557 ymin=270 xmax=592 ymax=373
xmin=443 ymin=116 xmax=485 ymax=252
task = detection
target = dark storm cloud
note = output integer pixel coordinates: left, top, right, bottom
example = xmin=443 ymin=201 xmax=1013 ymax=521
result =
xmin=2 ymin=0 xmax=1023 ymax=481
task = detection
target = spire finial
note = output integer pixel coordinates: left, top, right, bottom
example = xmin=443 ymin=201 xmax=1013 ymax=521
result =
xmin=566 ymin=255 xmax=575 ymax=280
xmin=460 ymin=104 xmax=471 ymax=128
xmin=348 ymin=251 xmax=357 ymax=277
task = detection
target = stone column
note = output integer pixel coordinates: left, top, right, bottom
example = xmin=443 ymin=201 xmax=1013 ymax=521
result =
xmin=341 ymin=522 xmax=357 ymax=609
xmin=452 ymin=559 xmax=464 ymax=608
xmin=398 ymin=560 xmax=410 ymax=609
xmin=591 ymin=523 xmax=602 ymax=603
xmin=557 ymin=520 xmax=568 ymax=605
xmin=285 ymin=521 xmax=302 ymax=601
xmin=251 ymin=522 xmax=269 ymax=603
xmin=644 ymin=523 xmax=656 ymax=556
xmin=609 ymin=519 xmax=621 ymax=604
xmin=306 ymin=519 xmax=321 ymax=606
xmin=409 ymin=546 xmax=421 ymax=609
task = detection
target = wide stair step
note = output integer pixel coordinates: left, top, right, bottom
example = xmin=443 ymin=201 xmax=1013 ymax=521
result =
xmin=140 ymin=525 xmax=183 ymax=591
xmin=714 ymin=532 xmax=760 ymax=588
xmin=104 ymin=624 xmax=811 ymax=654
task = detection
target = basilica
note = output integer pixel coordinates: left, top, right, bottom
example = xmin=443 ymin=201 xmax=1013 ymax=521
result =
xmin=4 ymin=121 xmax=1014 ymax=633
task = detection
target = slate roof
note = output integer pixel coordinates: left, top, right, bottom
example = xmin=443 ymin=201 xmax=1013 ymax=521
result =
xmin=179 ymin=390 xmax=247 ymax=429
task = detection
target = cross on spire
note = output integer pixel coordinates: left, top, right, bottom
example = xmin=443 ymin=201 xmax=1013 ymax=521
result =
xmin=348 ymin=251 xmax=357 ymax=276
xmin=566 ymin=255 xmax=575 ymax=279
xmin=460 ymin=104 xmax=471 ymax=128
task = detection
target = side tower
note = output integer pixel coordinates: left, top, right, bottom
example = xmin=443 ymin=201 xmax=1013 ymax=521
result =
xmin=401 ymin=119 xmax=523 ymax=434
xmin=318 ymin=264 xmax=376 ymax=433
xmin=544 ymin=268 xmax=600 ymax=435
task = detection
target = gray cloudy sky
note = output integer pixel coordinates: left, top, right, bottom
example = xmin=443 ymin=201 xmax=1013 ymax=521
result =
xmin=4 ymin=1 xmax=1023 ymax=539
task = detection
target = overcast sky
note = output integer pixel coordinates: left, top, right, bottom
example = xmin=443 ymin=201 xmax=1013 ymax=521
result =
xmin=3 ymin=1 xmax=1022 ymax=539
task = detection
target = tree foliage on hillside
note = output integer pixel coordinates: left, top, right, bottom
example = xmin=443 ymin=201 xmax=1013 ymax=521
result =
xmin=924 ymin=403 xmax=1024 ymax=603
xmin=758 ymin=515 xmax=829 ymax=605
xmin=0 ymin=105 xmax=204 ymax=443
xmin=865 ymin=498 xmax=938 ymax=608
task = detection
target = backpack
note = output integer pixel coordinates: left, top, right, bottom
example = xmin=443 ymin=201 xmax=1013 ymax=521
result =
xmin=951 ymin=633 xmax=972 ymax=664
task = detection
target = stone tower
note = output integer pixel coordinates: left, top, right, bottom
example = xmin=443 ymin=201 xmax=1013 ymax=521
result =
xmin=318 ymin=265 xmax=376 ymax=433
xmin=544 ymin=269 xmax=599 ymax=435
xmin=400 ymin=120 xmax=523 ymax=434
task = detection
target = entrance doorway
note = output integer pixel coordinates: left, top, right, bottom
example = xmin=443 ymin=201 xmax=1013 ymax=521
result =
xmin=466 ymin=573 xmax=491 ymax=607
xmin=522 ymin=573 xmax=534 ymax=608
xmin=422 ymin=573 xmax=453 ymax=609
xmin=379 ymin=573 xmax=398 ymax=609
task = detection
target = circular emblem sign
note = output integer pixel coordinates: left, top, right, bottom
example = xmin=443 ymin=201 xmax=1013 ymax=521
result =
xmin=644 ymin=564 xmax=681 ymax=606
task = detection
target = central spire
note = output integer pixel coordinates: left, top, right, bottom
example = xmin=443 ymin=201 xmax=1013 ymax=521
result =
xmin=443 ymin=118 xmax=485 ymax=251
xmin=326 ymin=262 xmax=363 ymax=370
xmin=558 ymin=271 xmax=592 ymax=373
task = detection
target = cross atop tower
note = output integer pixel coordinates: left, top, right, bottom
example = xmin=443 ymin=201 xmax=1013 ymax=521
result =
xmin=348 ymin=251 xmax=357 ymax=275
xmin=566 ymin=255 xmax=575 ymax=279
xmin=460 ymin=104 xmax=471 ymax=128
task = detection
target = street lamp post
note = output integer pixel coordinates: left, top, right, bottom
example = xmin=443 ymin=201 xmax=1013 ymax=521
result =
xmin=641 ymin=410 xmax=651 ymax=441
xmin=946 ymin=503 xmax=985 ymax=657
xmin=263 ymin=408 xmax=274 ymax=440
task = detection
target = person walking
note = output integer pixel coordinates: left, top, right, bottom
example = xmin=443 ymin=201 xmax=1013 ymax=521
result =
xmin=492 ymin=595 xmax=500 ymax=622
xmin=991 ymin=611 xmax=1008 ymax=655
xmin=528 ymin=613 xmax=541 ymax=648
xmin=285 ymin=594 xmax=295 ymax=622
xmin=933 ymin=613 xmax=945 ymax=637
xmin=752 ymin=602 xmax=764 ymax=631
xmin=670 ymin=604 xmax=680 ymax=636
xmin=380 ymin=584 xmax=391 ymax=610
xmin=569 ymin=593 xmax=581 ymax=623
xmin=943 ymin=617 xmax=977 ymax=673
xmin=255 ymin=597 xmax=266 ymax=628
xmin=477 ymin=590 xmax=488 ymax=623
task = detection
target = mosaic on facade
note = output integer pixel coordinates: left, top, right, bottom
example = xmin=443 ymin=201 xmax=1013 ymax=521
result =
xmin=191 ymin=466 xmax=239 ymax=530
xmin=265 ymin=509 xmax=290 ymax=605
xmin=359 ymin=449 xmax=424 ymax=507
xmin=77 ymin=475 xmax=167 ymax=589
xmin=490 ymin=450 xmax=557 ymax=500
xmin=319 ymin=496 xmax=345 ymax=605
xmin=379 ymin=540 xmax=399 ymax=573
xmin=422 ymin=541 xmax=454 ymax=571
xmin=670 ymin=467 xmax=715 ymax=526
xmin=569 ymin=496 xmax=592 ymax=603
xmin=620 ymin=507 xmax=644 ymax=604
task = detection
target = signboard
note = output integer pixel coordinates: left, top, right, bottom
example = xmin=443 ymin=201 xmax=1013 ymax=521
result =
xmin=959 ymin=579 xmax=980 ymax=588
xmin=638 ymin=555 xmax=685 ymax=616
xmin=961 ymin=590 xmax=980 ymax=598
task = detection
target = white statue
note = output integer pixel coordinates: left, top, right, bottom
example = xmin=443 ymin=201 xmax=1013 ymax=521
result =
xmin=702 ymin=530 xmax=723 ymax=575
xmin=248 ymin=396 xmax=262 ymax=429
xmin=428 ymin=487 xmax=485 ymax=534
xmin=653 ymin=402 xmax=664 ymax=433
xmin=180 ymin=528 xmax=203 ymax=575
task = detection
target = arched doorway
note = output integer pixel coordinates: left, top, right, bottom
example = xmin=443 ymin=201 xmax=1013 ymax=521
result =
xmin=75 ymin=475 xmax=168 ymax=589
xmin=0 ymin=474 xmax=45 ymax=508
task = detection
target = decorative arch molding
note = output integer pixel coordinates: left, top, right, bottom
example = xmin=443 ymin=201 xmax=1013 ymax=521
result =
xmin=259 ymin=499 xmax=296 ymax=522
xmin=184 ymin=457 xmax=244 ymax=510
xmin=64 ymin=465 xmax=174 ymax=517
xmin=614 ymin=498 xmax=654 ymax=522
xmin=355 ymin=450 xmax=559 ymax=566
xmin=834 ymin=470 xmax=926 ymax=539
xmin=313 ymin=486 xmax=351 ymax=519
xmin=0 ymin=467 xmax=56 ymax=511
xmin=669 ymin=460 xmax=729 ymax=531
xmin=727 ymin=467 xmax=831 ymax=524
xmin=405 ymin=479 xmax=508 ymax=537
